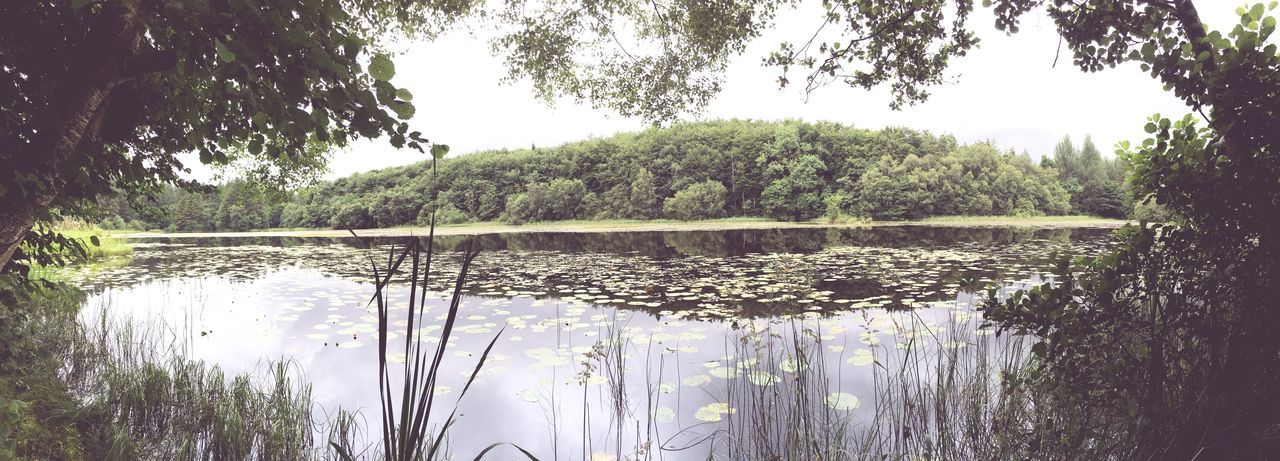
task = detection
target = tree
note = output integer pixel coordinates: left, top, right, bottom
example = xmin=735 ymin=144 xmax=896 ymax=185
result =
xmin=1080 ymin=180 xmax=1129 ymax=219
xmin=169 ymin=191 xmax=213 ymax=232
xmin=0 ymin=0 xmax=439 ymax=270
xmin=503 ymin=179 xmax=588 ymax=223
xmin=663 ymin=180 xmax=727 ymax=220
xmin=329 ymin=200 xmax=375 ymax=230
xmin=215 ymin=180 xmax=269 ymax=231
xmin=761 ymin=155 xmax=827 ymax=221
xmin=976 ymin=3 xmax=1280 ymax=457
xmin=627 ymin=169 xmax=659 ymax=219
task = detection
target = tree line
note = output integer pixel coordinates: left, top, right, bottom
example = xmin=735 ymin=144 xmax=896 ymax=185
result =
xmin=97 ymin=120 xmax=1130 ymax=231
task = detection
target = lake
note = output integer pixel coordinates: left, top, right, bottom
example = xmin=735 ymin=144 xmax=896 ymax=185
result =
xmin=65 ymin=225 xmax=1116 ymax=460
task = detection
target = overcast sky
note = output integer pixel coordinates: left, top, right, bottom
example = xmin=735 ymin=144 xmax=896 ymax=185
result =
xmin=214 ymin=2 xmax=1242 ymax=182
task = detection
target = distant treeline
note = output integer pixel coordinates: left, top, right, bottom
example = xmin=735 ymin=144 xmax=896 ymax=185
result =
xmin=96 ymin=120 xmax=1131 ymax=232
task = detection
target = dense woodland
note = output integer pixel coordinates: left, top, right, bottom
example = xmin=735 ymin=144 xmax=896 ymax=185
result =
xmin=98 ymin=120 xmax=1129 ymax=232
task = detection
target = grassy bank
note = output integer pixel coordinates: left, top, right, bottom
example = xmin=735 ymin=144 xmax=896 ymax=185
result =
xmin=0 ymin=276 xmax=333 ymax=460
xmin=21 ymin=223 xmax=134 ymax=281
xmin=119 ymin=215 xmax=1126 ymax=239
xmin=55 ymin=224 xmax=134 ymax=259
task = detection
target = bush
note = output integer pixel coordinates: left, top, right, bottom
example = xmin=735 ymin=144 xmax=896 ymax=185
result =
xmin=329 ymin=201 xmax=375 ymax=229
xmin=823 ymin=192 xmax=864 ymax=223
xmin=761 ymin=155 xmax=826 ymax=221
xmin=1133 ymin=198 xmax=1175 ymax=223
xmin=1080 ymin=181 xmax=1130 ymax=218
xmin=502 ymin=179 xmax=588 ymax=223
xmin=99 ymin=215 xmax=126 ymax=230
xmin=416 ymin=202 xmax=468 ymax=225
xmin=662 ymin=180 xmax=727 ymax=220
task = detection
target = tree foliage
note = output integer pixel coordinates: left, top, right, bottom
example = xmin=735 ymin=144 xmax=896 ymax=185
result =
xmin=663 ymin=180 xmax=728 ymax=221
xmin=981 ymin=2 xmax=1280 ymax=458
xmin=0 ymin=0 xmax=459 ymax=270
xmin=1043 ymin=135 xmax=1130 ymax=218
xmin=211 ymin=120 xmax=1094 ymax=227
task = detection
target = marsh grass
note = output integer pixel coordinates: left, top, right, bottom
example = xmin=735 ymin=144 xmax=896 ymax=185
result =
xmin=5 ymin=218 xmax=529 ymax=460
xmin=914 ymin=215 xmax=1123 ymax=226
xmin=23 ymin=222 xmax=134 ymax=280
xmin=722 ymin=321 xmax=855 ymax=461
xmin=336 ymin=227 xmax=535 ymax=461
xmin=555 ymin=291 xmax=1095 ymax=461
xmin=854 ymin=310 xmax=1039 ymax=460
xmin=71 ymin=314 xmax=322 ymax=460
xmin=58 ymin=225 xmax=135 ymax=259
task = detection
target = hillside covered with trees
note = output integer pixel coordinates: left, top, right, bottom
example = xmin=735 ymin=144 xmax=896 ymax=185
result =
xmin=98 ymin=120 xmax=1129 ymax=231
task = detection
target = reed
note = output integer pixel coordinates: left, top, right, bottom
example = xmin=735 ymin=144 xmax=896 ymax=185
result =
xmin=335 ymin=226 xmax=537 ymax=461
xmin=719 ymin=320 xmax=854 ymax=461
xmin=17 ymin=302 xmax=327 ymax=460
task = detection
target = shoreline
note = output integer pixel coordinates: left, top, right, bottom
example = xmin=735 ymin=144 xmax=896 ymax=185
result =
xmin=116 ymin=216 xmax=1129 ymax=239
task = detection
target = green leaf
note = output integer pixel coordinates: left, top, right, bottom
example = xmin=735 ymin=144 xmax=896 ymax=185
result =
xmin=474 ymin=442 xmax=542 ymax=460
xmin=215 ymin=40 xmax=236 ymax=63
xmin=89 ymin=235 xmax=100 ymax=246
xmin=431 ymin=144 xmax=450 ymax=159
xmin=395 ymin=88 xmax=413 ymax=101
xmin=71 ymin=0 xmax=94 ymax=8
xmin=390 ymin=101 xmax=416 ymax=120
xmin=369 ymin=54 xmax=395 ymax=81
xmin=248 ymin=138 xmax=263 ymax=155
xmin=252 ymin=111 xmax=268 ymax=128
xmin=311 ymin=106 xmax=330 ymax=128
xmin=199 ymin=150 xmax=213 ymax=164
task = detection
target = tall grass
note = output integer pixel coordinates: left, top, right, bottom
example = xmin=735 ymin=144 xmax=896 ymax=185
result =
xmin=55 ymin=222 xmax=135 ymax=259
xmin=22 ymin=222 xmax=134 ymax=280
xmin=552 ymin=292 xmax=1107 ymax=461
xmin=335 ymin=227 xmax=535 ymax=461
xmin=4 ymin=291 xmax=327 ymax=460
xmin=854 ymin=311 xmax=1036 ymax=460
xmin=721 ymin=320 xmax=855 ymax=461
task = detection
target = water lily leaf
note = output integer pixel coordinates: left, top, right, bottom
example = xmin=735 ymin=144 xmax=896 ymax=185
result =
xmin=826 ymin=392 xmax=860 ymax=410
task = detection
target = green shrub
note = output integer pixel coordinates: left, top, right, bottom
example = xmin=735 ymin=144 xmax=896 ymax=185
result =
xmin=662 ymin=180 xmax=727 ymax=220
xmin=761 ymin=155 xmax=826 ymax=221
xmin=502 ymin=178 xmax=588 ymax=223
xmin=329 ymin=201 xmax=375 ymax=229
xmin=417 ymin=202 xmax=469 ymax=225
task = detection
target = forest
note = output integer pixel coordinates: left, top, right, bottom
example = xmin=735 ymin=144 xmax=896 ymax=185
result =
xmin=98 ymin=120 xmax=1130 ymax=232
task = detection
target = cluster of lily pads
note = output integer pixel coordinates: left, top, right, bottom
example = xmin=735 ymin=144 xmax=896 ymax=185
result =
xmin=68 ymin=231 xmax=1112 ymax=321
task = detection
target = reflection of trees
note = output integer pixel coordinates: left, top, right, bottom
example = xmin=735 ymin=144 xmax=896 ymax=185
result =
xmin=662 ymin=231 xmax=728 ymax=257
xmin=756 ymin=228 xmax=828 ymax=253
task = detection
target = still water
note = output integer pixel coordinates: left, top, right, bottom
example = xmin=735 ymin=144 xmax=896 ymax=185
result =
xmin=67 ymin=226 xmax=1115 ymax=459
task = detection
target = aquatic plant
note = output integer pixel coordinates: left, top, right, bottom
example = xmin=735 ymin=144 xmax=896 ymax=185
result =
xmin=334 ymin=228 xmax=536 ymax=461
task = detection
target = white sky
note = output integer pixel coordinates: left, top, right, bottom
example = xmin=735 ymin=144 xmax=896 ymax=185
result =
xmin=197 ymin=2 xmax=1243 ymax=182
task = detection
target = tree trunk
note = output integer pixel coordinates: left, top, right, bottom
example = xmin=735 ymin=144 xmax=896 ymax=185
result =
xmin=0 ymin=3 xmax=143 ymax=270
xmin=0 ymin=209 xmax=36 ymax=272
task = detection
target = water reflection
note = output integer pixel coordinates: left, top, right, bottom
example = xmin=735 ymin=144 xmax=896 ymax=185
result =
xmin=72 ymin=226 xmax=1112 ymax=459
